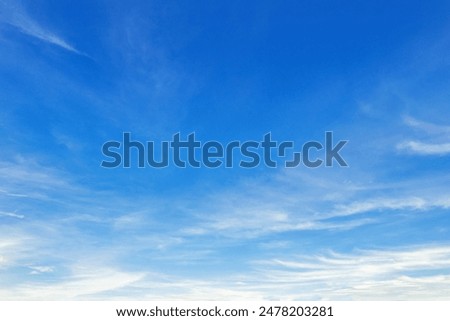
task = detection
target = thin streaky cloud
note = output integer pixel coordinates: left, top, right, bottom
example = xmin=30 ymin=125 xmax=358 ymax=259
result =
xmin=331 ymin=196 xmax=428 ymax=217
xmin=0 ymin=211 xmax=24 ymax=219
xmin=28 ymin=266 xmax=54 ymax=275
xmin=403 ymin=116 xmax=450 ymax=135
xmin=0 ymin=267 xmax=145 ymax=300
xmin=397 ymin=116 xmax=450 ymax=155
xmin=179 ymin=174 xmax=450 ymax=238
xmin=0 ymin=0 xmax=85 ymax=55
xmin=0 ymin=159 xmax=79 ymax=193
xmin=2 ymin=245 xmax=449 ymax=300
xmin=397 ymin=140 xmax=450 ymax=155
xmin=250 ymin=245 xmax=450 ymax=300
xmin=0 ymin=189 xmax=29 ymax=198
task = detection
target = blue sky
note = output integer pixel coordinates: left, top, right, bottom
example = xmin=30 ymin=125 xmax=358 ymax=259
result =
xmin=1 ymin=0 xmax=450 ymax=299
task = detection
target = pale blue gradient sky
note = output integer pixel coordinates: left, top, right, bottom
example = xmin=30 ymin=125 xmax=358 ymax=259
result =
xmin=0 ymin=0 xmax=450 ymax=299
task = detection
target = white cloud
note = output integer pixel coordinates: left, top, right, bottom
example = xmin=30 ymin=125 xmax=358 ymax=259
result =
xmin=398 ymin=116 xmax=450 ymax=155
xmin=29 ymin=265 xmax=54 ymax=275
xmin=0 ymin=234 xmax=34 ymax=269
xmin=397 ymin=140 xmax=450 ymax=155
xmin=248 ymin=245 xmax=450 ymax=300
xmin=0 ymin=266 xmax=145 ymax=300
xmin=178 ymin=173 xmax=450 ymax=238
xmin=0 ymin=0 xmax=84 ymax=55
xmin=0 ymin=159 xmax=79 ymax=198
xmin=403 ymin=116 xmax=450 ymax=135
xmin=330 ymin=196 xmax=432 ymax=217
xmin=0 ymin=210 xmax=24 ymax=219
xmin=4 ymin=245 xmax=447 ymax=300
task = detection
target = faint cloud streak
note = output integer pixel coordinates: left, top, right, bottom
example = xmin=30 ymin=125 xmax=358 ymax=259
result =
xmin=0 ymin=0 xmax=85 ymax=55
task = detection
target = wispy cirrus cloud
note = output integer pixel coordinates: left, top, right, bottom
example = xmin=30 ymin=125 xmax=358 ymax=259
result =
xmin=397 ymin=116 xmax=450 ymax=155
xmin=177 ymin=166 xmax=450 ymax=239
xmin=330 ymin=196 xmax=450 ymax=218
xmin=0 ymin=159 xmax=79 ymax=201
xmin=249 ymin=245 xmax=450 ymax=300
xmin=28 ymin=265 xmax=54 ymax=275
xmin=403 ymin=116 xmax=450 ymax=135
xmin=0 ymin=0 xmax=84 ymax=55
xmin=397 ymin=140 xmax=450 ymax=155
xmin=3 ymin=245 xmax=449 ymax=300
xmin=0 ymin=266 xmax=145 ymax=300
xmin=0 ymin=210 xmax=24 ymax=219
